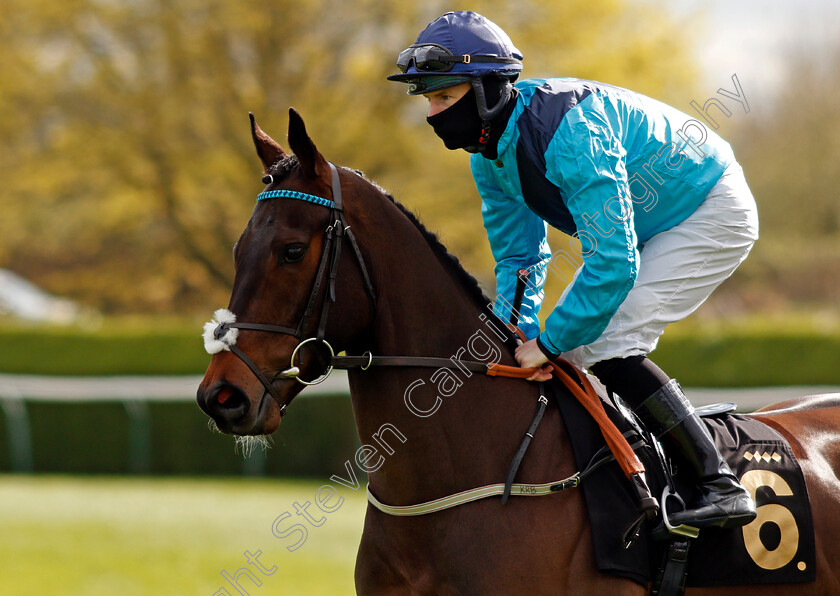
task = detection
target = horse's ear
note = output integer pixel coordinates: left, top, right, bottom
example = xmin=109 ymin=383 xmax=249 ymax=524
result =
xmin=250 ymin=113 xmax=287 ymax=173
xmin=287 ymin=108 xmax=330 ymax=181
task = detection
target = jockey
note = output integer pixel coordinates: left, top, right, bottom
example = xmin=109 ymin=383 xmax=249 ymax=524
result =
xmin=388 ymin=11 xmax=759 ymax=530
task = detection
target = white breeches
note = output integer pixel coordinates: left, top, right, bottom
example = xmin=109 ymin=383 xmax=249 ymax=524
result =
xmin=561 ymin=162 xmax=759 ymax=370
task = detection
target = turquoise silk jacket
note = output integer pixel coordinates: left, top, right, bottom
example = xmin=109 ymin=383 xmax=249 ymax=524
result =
xmin=471 ymin=77 xmax=735 ymax=355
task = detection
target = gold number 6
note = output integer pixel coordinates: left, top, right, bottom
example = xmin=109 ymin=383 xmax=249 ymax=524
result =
xmin=740 ymin=469 xmax=799 ymax=570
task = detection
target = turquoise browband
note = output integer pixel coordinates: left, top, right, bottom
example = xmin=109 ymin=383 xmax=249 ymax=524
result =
xmin=256 ymin=189 xmax=334 ymax=208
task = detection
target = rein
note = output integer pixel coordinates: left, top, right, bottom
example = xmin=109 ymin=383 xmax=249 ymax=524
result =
xmin=204 ymin=160 xmax=529 ymax=411
xmin=204 ymin=164 xmax=656 ymax=526
xmin=330 ymin=353 xmax=539 ymax=378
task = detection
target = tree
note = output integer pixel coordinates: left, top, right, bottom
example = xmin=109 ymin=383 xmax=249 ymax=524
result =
xmin=0 ymin=0 xmax=697 ymax=313
xmin=726 ymin=47 xmax=840 ymax=308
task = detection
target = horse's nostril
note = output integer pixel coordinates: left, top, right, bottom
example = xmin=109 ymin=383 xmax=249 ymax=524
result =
xmin=216 ymin=386 xmax=247 ymax=412
xmin=216 ymin=385 xmax=235 ymax=405
xmin=198 ymin=383 xmax=250 ymax=424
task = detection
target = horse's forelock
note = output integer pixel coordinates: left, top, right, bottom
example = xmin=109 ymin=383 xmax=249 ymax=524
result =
xmin=268 ymin=155 xmax=300 ymax=181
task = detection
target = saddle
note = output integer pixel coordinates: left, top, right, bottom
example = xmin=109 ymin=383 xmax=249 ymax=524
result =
xmin=544 ymin=375 xmax=816 ymax=592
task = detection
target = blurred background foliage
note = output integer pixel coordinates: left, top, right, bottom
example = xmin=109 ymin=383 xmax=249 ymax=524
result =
xmin=730 ymin=50 xmax=840 ymax=313
xmin=0 ymin=0 xmax=837 ymax=318
xmin=2 ymin=6 xmax=837 ymax=592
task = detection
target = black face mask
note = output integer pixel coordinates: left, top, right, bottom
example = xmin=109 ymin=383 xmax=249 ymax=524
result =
xmin=426 ymin=88 xmax=484 ymax=151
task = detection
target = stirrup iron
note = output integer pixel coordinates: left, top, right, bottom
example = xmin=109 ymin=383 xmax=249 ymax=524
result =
xmin=660 ymin=487 xmax=699 ymax=539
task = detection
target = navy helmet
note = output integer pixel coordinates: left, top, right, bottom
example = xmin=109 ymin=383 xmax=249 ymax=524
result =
xmin=387 ymin=11 xmax=523 ymax=120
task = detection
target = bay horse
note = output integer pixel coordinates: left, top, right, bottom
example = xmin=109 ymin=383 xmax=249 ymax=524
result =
xmin=196 ymin=109 xmax=840 ymax=595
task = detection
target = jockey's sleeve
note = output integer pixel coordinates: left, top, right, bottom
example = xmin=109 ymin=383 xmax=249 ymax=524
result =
xmin=473 ymin=158 xmax=551 ymax=340
xmin=539 ymin=100 xmax=640 ymax=355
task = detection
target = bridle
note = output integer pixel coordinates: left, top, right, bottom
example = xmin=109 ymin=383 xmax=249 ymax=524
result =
xmin=205 ymin=161 xmax=532 ymax=417
xmin=205 ymin=161 xmax=549 ymax=416
xmin=203 ymin=161 xmax=655 ymax=518
xmin=208 ymin=162 xmax=377 ymax=416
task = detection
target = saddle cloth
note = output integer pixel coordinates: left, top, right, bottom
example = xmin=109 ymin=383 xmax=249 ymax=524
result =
xmin=547 ymin=378 xmax=816 ymax=587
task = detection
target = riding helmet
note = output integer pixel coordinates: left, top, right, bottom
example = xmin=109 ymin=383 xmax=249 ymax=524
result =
xmin=387 ymin=11 xmax=523 ymax=121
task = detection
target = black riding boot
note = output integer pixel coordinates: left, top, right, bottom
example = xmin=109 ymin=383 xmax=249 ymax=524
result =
xmin=635 ymin=379 xmax=757 ymax=529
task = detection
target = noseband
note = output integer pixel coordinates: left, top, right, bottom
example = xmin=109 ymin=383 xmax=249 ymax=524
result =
xmin=205 ymin=162 xmax=377 ymax=417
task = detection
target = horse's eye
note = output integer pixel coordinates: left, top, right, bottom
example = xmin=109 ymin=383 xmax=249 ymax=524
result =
xmin=283 ymin=244 xmax=307 ymax=264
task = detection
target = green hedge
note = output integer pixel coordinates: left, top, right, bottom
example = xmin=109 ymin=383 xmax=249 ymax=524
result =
xmin=655 ymin=332 xmax=840 ymax=387
xmin=654 ymin=316 xmax=840 ymax=387
xmin=0 ymin=319 xmax=208 ymax=375
xmin=1 ymin=315 xmax=839 ymax=384
xmin=0 ymin=396 xmax=360 ymax=476
xmin=2 ymin=316 xmax=838 ymax=475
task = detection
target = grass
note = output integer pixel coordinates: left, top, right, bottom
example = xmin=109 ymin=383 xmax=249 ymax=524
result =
xmin=0 ymin=475 xmax=367 ymax=595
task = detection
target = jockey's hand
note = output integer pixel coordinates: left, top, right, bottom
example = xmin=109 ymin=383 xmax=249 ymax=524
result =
xmin=515 ymin=339 xmax=554 ymax=382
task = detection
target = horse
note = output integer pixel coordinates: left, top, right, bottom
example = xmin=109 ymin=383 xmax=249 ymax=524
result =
xmin=196 ymin=109 xmax=840 ymax=595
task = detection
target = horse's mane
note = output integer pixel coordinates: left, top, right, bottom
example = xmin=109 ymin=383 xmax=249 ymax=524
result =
xmin=363 ymin=174 xmax=522 ymax=358
xmin=356 ymin=173 xmax=497 ymax=311
xmin=268 ymin=158 xmax=517 ymax=347
xmin=386 ymin=196 xmax=492 ymax=307
xmin=269 ymin=157 xmax=493 ymax=311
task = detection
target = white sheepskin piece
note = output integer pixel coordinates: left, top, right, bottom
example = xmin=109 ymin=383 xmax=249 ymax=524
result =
xmin=202 ymin=308 xmax=239 ymax=354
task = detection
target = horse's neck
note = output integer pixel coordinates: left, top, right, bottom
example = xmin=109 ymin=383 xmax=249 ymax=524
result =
xmin=347 ymin=198 xmax=552 ymax=505
xmin=369 ymin=207 xmax=511 ymax=367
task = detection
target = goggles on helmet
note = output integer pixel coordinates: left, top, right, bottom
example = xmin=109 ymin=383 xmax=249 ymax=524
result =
xmin=396 ymin=43 xmax=521 ymax=74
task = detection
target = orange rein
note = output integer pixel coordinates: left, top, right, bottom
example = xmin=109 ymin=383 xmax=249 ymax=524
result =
xmin=486 ymin=329 xmax=646 ymax=479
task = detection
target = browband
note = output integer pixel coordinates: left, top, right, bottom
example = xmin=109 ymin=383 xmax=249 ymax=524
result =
xmin=256 ymin=189 xmax=334 ymax=208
